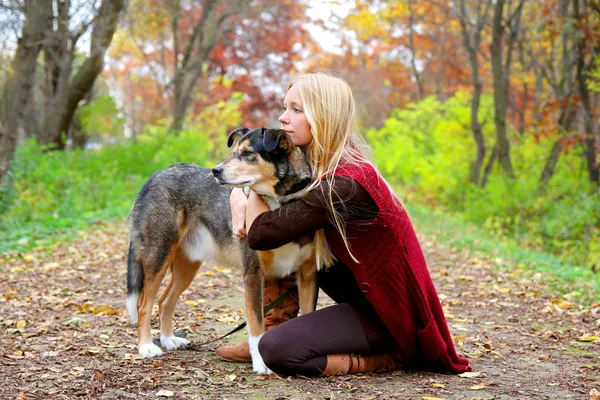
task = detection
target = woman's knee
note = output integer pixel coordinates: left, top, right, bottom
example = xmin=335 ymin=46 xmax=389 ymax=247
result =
xmin=258 ymin=329 xmax=297 ymax=375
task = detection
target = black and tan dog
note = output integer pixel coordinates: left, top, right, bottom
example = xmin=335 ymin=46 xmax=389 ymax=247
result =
xmin=126 ymin=127 xmax=317 ymax=374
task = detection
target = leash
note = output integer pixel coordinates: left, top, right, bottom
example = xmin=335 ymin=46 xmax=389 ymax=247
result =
xmin=153 ymin=285 xmax=298 ymax=350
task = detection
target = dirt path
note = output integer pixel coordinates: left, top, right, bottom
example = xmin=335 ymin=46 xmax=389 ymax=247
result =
xmin=1 ymin=220 xmax=599 ymax=400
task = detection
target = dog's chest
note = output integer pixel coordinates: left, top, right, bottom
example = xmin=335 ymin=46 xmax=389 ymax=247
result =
xmin=266 ymin=242 xmax=315 ymax=277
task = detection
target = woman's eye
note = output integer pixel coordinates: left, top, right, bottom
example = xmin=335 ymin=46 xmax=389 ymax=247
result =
xmin=293 ymin=108 xmax=301 ymax=113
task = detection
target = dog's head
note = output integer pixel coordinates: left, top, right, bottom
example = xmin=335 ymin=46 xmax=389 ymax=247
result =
xmin=212 ymin=127 xmax=311 ymax=199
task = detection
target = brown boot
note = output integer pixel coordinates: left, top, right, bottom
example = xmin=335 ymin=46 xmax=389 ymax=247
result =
xmin=320 ymin=353 xmax=400 ymax=376
xmin=215 ymin=275 xmax=300 ymax=362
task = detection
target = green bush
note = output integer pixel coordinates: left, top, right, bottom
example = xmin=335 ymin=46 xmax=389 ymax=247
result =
xmin=367 ymin=92 xmax=600 ymax=270
xmin=0 ymin=128 xmax=217 ymax=252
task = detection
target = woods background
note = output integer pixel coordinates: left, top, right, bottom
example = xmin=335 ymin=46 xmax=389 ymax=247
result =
xmin=0 ymin=0 xmax=599 ymax=274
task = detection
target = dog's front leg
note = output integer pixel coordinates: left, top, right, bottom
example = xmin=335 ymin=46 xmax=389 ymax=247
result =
xmin=297 ymin=260 xmax=318 ymax=315
xmin=243 ymin=265 xmax=272 ymax=375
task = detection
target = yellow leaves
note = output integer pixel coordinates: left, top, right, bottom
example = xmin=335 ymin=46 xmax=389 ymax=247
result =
xmin=446 ymin=314 xmax=468 ymax=323
xmin=216 ymin=316 xmax=236 ymax=323
xmin=470 ymin=384 xmax=486 ymax=390
xmin=431 ymin=383 xmax=445 ymax=388
xmin=578 ymin=335 xmax=600 ymax=343
xmin=42 ymin=262 xmax=60 ymax=273
xmin=77 ymin=303 xmax=121 ymax=316
xmin=185 ymin=299 xmax=206 ymax=307
xmin=7 ymin=319 xmax=27 ymax=334
xmin=423 ymin=397 xmax=446 ymax=400
xmin=551 ymin=299 xmax=572 ymax=309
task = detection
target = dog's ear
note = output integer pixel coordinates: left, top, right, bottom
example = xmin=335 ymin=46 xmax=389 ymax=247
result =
xmin=263 ymin=129 xmax=292 ymax=153
xmin=227 ymin=127 xmax=249 ymax=148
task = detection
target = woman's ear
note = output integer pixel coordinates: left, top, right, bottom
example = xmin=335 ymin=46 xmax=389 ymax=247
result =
xmin=227 ymin=127 xmax=249 ymax=147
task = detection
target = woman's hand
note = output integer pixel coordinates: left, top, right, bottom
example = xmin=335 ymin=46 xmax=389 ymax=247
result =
xmin=230 ymin=188 xmax=248 ymax=238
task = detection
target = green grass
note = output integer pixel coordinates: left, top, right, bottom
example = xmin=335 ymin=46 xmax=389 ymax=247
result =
xmin=407 ymin=202 xmax=600 ymax=305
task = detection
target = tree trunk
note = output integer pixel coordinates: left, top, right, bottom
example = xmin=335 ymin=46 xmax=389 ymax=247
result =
xmin=575 ymin=0 xmax=600 ymax=185
xmin=539 ymin=139 xmax=563 ymax=191
xmin=42 ymin=0 xmax=125 ymax=149
xmin=408 ymin=0 xmax=424 ymax=101
xmin=169 ymin=0 xmax=221 ymax=134
xmin=482 ymin=143 xmax=498 ymax=188
xmin=68 ymin=114 xmax=88 ymax=150
xmin=0 ymin=1 xmax=52 ymax=183
xmin=490 ymin=0 xmax=519 ymax=178
xmin=457 ymin=0 xmax=492 ymax=186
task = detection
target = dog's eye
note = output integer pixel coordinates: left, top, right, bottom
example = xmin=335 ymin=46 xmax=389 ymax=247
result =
xmin=240 ymin=150 xmax=254 ymax=157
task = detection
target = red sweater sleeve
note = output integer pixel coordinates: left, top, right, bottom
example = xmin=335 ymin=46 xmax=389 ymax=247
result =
xmin=247 ymin=176 xmax=378 ymax=251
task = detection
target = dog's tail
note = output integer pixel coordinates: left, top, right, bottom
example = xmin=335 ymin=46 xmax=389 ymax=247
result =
xmin=126 ymin=242 xmax=143 ymax=325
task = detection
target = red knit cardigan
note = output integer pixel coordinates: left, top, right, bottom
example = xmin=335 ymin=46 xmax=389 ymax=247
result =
xmin=328 ymin=162 xmax=471 ymax=373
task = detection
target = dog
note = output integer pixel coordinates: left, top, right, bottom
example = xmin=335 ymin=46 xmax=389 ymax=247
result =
xmin=126 ymin=127 xmax=318 ymax=374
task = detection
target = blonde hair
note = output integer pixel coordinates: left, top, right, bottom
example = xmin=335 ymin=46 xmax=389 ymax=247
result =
xmin=289 ymin=72 xmax=376 ymax=269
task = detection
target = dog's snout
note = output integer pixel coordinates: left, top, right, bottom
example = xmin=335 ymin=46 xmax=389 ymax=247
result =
xmin=212 ymin=165 xmax=223 ymax=177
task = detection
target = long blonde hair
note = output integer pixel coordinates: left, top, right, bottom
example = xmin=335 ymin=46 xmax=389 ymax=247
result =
xmin=289 ymin=72 xmax=375 ymax=269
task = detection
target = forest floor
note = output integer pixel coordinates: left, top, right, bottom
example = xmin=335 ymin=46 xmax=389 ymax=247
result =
xmin=1 ymin=219 xmax=599 ymax=400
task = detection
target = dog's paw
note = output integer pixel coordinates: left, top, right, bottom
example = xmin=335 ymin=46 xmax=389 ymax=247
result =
xmin=248 ymin=335 xmax=273 ymax=375
xmin=160 ymin=335 xmax=189 ymax=351
xmin=139 ymin=343 xmax=164 ymax=358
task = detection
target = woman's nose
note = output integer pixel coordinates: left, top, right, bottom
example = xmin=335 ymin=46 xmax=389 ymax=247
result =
xmin=278 ymin=111 xmax=288 ymax=124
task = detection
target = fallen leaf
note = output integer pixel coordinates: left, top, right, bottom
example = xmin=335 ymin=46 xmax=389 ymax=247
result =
xmin=156 ymin=390 xmax=174 ymax=397
xmin=63 ymin=316 xmax=88 ymax=326
xmin=184 ymin=300 xmax=198 ymax=307
xmin=578 ymin=335 xmax=600 ymax=343
xmin=459 ymin=371 xmax=484 ymax=378
xmin=423 ymin=397 xmax=445 ymax=400
xmin=551 ymin=299 xmax=571 ymax=309
xmin=93 ymin=369 xmax=105 ymax=382
xmin=470 ymin=384 xmax=486 ymax=390
xmin=590 ymin=388 xmax=600 ymax=400
xmin=432 ymin=383 xmax=445 ymax=388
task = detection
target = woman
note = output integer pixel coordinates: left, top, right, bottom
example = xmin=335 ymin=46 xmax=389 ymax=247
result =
xmin=218 ymin=72 xmax=471 ymax=377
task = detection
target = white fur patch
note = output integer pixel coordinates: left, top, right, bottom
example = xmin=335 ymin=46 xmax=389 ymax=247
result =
xmin=248 ymin=334 xmax=273 ymax=375
xmin=139 ymin=342 xmax=163 ymax=358
xmin=160 ymin=335 xmax=189 ymax=351
xmin=126 ymin=294 xmax=139 ymax=324
xmin=270 ymin=242 xmax=314 ymax=278
xmin=182 ymin=225 xmax=241 ymax=266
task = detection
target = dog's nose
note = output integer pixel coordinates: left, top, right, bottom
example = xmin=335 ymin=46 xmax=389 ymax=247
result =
xmin=212 ymin=166 xmax=223 ymax=177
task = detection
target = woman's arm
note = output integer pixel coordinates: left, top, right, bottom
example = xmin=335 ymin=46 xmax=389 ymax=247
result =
xmin=246 ymin=190 xmax=270 ymax=233
xmin=246 ymin=176 xmax=378 ymax=251
xmin=230 ymin=187 xmax=249 ymax=238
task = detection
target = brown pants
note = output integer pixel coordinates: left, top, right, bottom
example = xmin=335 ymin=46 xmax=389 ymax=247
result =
xmin=257 ymin=302 xmax=399 ymax=377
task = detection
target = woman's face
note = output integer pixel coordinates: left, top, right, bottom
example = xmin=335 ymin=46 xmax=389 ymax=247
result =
xmin=279 ymin=84 xmax=313 ymax=147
